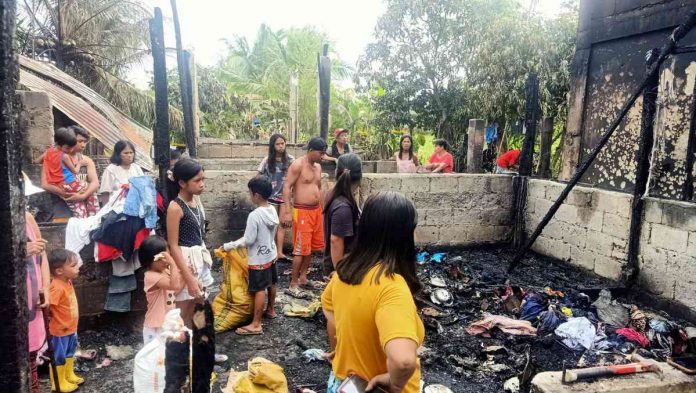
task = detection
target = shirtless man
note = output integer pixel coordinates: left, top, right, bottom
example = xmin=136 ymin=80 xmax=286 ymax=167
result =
xmin=281 ymin=137 xmax=327 ymax=297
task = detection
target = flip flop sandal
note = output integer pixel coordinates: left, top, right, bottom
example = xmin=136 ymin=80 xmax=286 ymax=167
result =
xmin=284 ymin=287 xmax=312 ymax=300
xmin=75 ymin=349 xmax=97 ymax=360
xmin=235 ymin=327 xmax=263 ymax=336
xmin=303 ymin=280 xmax=326 ymax=290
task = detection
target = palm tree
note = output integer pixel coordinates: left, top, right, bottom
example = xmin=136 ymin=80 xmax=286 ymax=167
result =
xmin=218 ymin=24 xmax=352 ymax=139
xmin=17 ymin=0 xmax=183 ymax=134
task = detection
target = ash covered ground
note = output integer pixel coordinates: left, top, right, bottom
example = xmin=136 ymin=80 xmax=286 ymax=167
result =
xmin=39 ymin=246 xmax=689 ymax=392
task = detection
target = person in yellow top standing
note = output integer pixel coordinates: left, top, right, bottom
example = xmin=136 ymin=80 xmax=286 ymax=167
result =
xmin=321 ymin=191 xmax=424 ymax=393
xmin=48 ymin=249 xmax=82 ymax=392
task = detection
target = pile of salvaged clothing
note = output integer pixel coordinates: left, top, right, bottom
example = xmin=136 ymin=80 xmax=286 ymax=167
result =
xmin=65 ymin=176 xmax=157 ymax=312
xmin=467 ymin=286 xmax=693 ymax=361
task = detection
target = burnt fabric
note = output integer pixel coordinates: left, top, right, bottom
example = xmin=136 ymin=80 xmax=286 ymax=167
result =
xmin=616 ymin=327 xmax=650 ymax=348
xmin=520 ymin=293 xmax=546 ymax=322
xmin=537 ymin=306 xmax=567 ymax=335
xmin=192 ymin=301 xmax=215 ymax=393
xmin=466 ymin=314 xmax=537 ymax=337
xmin=165 ymin=334 xmax=190 ymax=393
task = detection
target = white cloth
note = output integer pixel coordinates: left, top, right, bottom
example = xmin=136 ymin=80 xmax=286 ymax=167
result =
xmin=175 ymin=245 xmax=214 ymax=301
xmin=142 ymin=327 xmax=161 ymax=346
xmin=555 ymin=317 xmax=597 ymax=350
xmin=99 ymin=163 xmax=144 ymax=195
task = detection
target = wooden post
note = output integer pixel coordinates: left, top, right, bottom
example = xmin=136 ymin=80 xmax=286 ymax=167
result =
xmin=0 ymin=0 xmax=30 ymax=390
xmin=519 ymin=74 xmax=540 ymax=177
xmin=683 ymin=57 xmax=696 ymax=201
xmin=289 ymin=72 xmax=299 ymax=143
xmin=538 ymin=117 xmax=554 ymax=178
xmin=186 ymin=50 xmax=200 ymax=148
xmin=171 ymin=0 xmax=197 ymax=157
xmin=318 ymin=44 xmax=330 ymax=140
xmin=508 ymin=11 xmax=696 ymax=272
xmin=466 ymin=119 xmax=485 ymax=173
xmin=626 ymin=51 xmax=660 ymax=282
xmin=150 ymin=8 xmax=170 ymax=207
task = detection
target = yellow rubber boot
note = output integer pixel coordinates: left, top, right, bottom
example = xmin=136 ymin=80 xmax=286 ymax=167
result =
xmin=50 ymin=364 xmax=78 ymax=392
xmin=65 ymin=358 xmax=84 ymax=385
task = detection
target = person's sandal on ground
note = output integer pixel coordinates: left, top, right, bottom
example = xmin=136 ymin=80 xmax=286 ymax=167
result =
xmin=301 ymin=280 xmax=326 ymax=290
xmin=235 ymin=326 xmax=263 ymax=336
xmin=284 ymin=287 xmax=312 ymax=299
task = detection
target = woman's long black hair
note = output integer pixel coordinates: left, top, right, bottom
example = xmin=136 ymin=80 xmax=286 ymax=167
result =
xmin=324 ymin=153 xmax=362 ymax=223
xmin=110 ymin=140 xmax=137 ymax=165
xmin=266 ymin=133 xmax=289 ymax=173
xmin=335 ymin=191 xmax=421 ymax=294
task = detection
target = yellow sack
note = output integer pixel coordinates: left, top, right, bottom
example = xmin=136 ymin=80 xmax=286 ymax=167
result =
xmin=212 ymin=248 xmax=254 ymax=333
xmin=223 ymin=357 xmax=288 ymax=393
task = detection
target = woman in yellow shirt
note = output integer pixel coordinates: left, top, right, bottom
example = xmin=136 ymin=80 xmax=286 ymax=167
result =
xmin=321 ymin=191 xmax=424 ymax=392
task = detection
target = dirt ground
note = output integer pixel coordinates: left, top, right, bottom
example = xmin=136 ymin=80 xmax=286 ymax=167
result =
xmin=38 ymin=246 xmax=687 ymax=393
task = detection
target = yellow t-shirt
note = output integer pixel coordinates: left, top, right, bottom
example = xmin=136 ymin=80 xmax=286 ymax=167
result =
xmin=321 ymin=265 xmax=424 ymax=392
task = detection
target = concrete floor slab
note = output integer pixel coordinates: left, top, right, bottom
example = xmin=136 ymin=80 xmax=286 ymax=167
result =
xmin=532 ymin=363 xmax=696 ymax=393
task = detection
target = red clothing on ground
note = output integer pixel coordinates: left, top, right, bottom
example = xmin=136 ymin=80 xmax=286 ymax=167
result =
xmin=428 ymin=151 xmax=454 ymax=173
xmin=497 ymin=149 xmax=521 ymax=169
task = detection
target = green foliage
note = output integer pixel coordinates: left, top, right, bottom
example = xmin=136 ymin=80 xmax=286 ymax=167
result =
xmin=358 ymin=0 xmax=579 ymax=172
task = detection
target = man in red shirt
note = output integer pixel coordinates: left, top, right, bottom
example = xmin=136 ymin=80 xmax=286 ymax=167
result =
xmin=425 ymin=139 xmax=454 ymax=173
xmin=496 ymin=149 xmax=521 ymax=174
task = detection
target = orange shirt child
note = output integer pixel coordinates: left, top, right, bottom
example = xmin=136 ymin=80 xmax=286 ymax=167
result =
xmin=49 ymin=278 xmax=79 ymax=337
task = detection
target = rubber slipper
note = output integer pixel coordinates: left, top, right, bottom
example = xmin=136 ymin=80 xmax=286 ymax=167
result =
xmin=284 ymin=287 xmax=312 ymax=300
xmin=301 ymin=280 xmax=326 ymax=290
xmin=75 ymin=349 xmax=97 ymax=360
xmin=235 ymin=327 xmax=263 ymax=336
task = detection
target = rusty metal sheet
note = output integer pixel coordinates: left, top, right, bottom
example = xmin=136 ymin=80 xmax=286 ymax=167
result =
xmin=18 ymin=57 xmax=154 ymax=171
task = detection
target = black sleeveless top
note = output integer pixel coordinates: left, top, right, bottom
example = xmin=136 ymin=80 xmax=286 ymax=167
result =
xmin=174 ymin=198 xmax=204 ymax=247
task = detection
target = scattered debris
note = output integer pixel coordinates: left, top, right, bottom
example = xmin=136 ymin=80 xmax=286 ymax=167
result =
xmin=555 ymin=317 xmax=596 ymax=350
xmin=430 ymin=288 xmax=453 ymax=307
xmin=592 ymin=289 xmax=630 ymax=327
xmin=301 ymin=349 xmax=325 ymax=363
xmin=283 ymin=301 xmax=321 ymax=318
xmin=429 ymin=276 xmax=447 ymax=288
xmin=466 ymin=314 xmax=537 ymax=337
xmin=503 ymin=376 xmax=520 ymax=392
xmin=423 ymin=384 xmax=453 ymax=393
xmin=105 ymin=345 xmax=135 ymax=361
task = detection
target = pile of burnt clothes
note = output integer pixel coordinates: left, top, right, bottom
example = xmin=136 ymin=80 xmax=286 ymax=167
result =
xmin=65 ymin=176 xmax=157 ymax=312
xmin=467 ymin=287 xmax=694 ymax=361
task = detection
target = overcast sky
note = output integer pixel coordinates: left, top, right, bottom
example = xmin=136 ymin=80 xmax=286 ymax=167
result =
xmin=128 ymin=0 xmax=566 ymax=88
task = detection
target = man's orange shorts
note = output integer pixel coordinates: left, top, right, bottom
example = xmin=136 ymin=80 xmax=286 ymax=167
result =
xmin=292 ymin=205 xmax=325 ymax=257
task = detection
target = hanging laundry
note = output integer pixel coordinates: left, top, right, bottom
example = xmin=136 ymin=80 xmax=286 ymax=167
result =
xmin=485 ymin=123 xmax=499 ymax=145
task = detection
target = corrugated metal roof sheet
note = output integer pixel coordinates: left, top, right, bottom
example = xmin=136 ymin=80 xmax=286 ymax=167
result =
xmin=18 ymin=56 xmax=154 ymax=171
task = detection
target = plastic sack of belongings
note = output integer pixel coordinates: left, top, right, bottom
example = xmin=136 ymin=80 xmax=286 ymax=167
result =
xmin=133 ymin=309 xmax=188 ymax=393
xmin=223 ymin=357 xmax=288 ymax=393
xmin=212 ymin=248 xmax=254 ymax=332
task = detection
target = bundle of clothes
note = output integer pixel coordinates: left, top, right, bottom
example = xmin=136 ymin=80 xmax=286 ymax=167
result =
xmin=64 ymin=175 xmax=157 ymax=312
xmin=467 ymin=286 xmax=694 ymax=361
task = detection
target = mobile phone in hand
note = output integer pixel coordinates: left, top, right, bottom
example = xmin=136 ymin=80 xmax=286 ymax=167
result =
xmin=338 ymin=374 xmax=387 ymax=393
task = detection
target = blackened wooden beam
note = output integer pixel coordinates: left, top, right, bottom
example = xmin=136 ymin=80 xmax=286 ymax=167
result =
xmin=519 ymin=73 xmax=540 ymax=177
xmin=171 ymin=0 xmax=197 ymax=158
xmin=0 ymin=0 xmax=29 ymax=390
xmin=513 ymin=74 xmax=540 ymax=248
xmin=150 ymin=8 xmax=170 ymax=208
xmin=625 ymin=51 xmax=660 ymax=283
xmin=318 ymin=44 xmax=330 ymax=140
xmin=508 ymin=10 xmax=696 ymax=273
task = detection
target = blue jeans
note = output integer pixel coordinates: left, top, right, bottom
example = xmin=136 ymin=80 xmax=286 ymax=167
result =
xmin=327 ymin=372 xmax=343 ymax=393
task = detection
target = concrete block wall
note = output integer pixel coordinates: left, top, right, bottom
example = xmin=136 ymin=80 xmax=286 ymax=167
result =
xmin=526 ymin=179 xmax=696 ymax=314
xmin=202 ymin=172 xmax=514 ymax=248
xmin=525 ymin=180 xmax=631 ymax=280
xmin=359 ymin=174 xmax=514 ymax=246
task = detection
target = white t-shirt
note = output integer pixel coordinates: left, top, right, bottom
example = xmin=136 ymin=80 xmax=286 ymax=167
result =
xmin=99 ymin=163 xmax=144 ymax=195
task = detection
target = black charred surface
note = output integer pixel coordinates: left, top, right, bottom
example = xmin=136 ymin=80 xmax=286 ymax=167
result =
xmin=0 ymin=0 xmax=29 ymax=390
xmin=149 ymin=8 xmax=171 ymax=208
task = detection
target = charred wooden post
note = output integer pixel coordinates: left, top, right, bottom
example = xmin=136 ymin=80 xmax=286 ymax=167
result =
xmin=508 ymin=10 xmax=696 ymax=273
xmin=171 ymin=0 xmax=197 ymax=158
xmin=513 ymin=74 xmax=540 ymax=248
xmin=538 ymin=117 xmax=554 ymax=178
xmin=318 ymin=44 xmax=331 ymax=140
xmin=150 ymin=8 xmax=170 ymax=207
xmin=0 ymin=0 xmax=29 ymax=390
xmin=519 ymin=73 xmax=540 ymax=177
xmin=625 ymin=51 xmax=660 ymax=283
xmin=466 ymin=119 xmax=485 ymax=173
